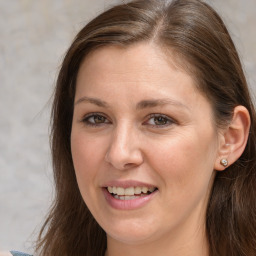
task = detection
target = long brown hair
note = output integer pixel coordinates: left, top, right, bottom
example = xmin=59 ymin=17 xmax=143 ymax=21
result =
xmin=36 ymin=0 xmax=256 ymax=255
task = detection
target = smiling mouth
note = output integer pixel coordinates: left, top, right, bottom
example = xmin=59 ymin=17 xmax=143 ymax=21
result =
xmin=105 ymin=186 xmax=158 ymax=200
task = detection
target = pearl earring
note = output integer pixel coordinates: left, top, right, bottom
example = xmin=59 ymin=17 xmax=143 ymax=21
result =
xmin=220 ymin=158 xmax=228 ymax=167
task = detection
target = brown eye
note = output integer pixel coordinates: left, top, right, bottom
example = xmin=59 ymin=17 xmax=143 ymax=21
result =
xmin=145 ymin=114 xmax=175 ymax=128
xmin=82 ymin=113 xmax=110 ymax=126
xmin=154 ymin=116 xmax=168 ymax=125
xmin=94 ymin=115 xmax=106 ymax=123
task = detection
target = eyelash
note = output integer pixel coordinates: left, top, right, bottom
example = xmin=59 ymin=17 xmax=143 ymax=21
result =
xmin=81 ymin=113 xmax=176 ymax=128
xmin=145 ymin=114 xmax=176 ymax=128
xmin=81 ymin=112 xmax=110 ymax=127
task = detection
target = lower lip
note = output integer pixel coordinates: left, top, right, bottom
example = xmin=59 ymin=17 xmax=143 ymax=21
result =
xmin=102 ymin=188 xmax=158 ymax=210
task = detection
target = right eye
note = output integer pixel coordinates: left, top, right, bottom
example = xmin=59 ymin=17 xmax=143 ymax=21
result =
xmin=82 ymin=113 xmax=110 ymax=126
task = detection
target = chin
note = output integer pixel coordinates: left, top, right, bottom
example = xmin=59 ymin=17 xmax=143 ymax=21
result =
xmin=108 ymin=230 xmax=156 ymax=245
xmin=102 ymin=218 xmax=159 ymax=244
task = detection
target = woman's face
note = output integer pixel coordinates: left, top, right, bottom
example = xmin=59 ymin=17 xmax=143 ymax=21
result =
xmin=71 ymin=43 xmax=219 ymax=245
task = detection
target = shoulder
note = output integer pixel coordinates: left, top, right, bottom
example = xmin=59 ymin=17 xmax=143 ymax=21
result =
xmin=0 ymin=252 xmax=12 ymax=256
xmin=10 ymin=252 xmax=32 ymax=256
xmin=0 ymin=252 xmax=33 ymax=256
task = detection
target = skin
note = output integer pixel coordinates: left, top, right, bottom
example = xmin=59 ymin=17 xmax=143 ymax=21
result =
xmin=71 ymin=43 xmax=222 ymax=256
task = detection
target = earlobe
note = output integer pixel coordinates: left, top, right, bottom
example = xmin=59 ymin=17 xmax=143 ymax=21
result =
xmin=215 ymin=106 xmax=251 ymax=171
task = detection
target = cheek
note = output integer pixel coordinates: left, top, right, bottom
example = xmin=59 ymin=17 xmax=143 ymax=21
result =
xmin=71 ymin=130 xmax=106 ymax=168
xmin=70 ymin=131 xmax=108 ymax=195
xmin=147 ymin=131 xmax=217 ymax=196
xmin=144 ymin=132 xmax=217 ymax=229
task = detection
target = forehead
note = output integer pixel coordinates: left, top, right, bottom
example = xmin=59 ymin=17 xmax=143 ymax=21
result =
xmin=76 ymin=43 xmax=196 ymax=93
xmin=79 ymin=43 xmax=167 ymax=76
xmin=76 ymin=43 xmax=211 ymax=108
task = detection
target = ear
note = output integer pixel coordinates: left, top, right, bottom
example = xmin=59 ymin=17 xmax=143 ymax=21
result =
xmin=215 ymin=105 xmax=251 ymax=171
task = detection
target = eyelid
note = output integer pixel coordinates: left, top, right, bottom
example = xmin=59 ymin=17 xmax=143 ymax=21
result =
xmin=81 ymin=112 xmax=111 ymax=126
xmin=144 ymin=113 xmax=177 ymax=127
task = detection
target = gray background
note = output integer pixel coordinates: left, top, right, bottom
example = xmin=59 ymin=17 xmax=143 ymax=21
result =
xmin=0 ymin=0 xmax=255 ymax=254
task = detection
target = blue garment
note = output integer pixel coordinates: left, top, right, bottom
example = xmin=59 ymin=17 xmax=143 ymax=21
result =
xmin=10 ymin=251 xmax=32 ymax=256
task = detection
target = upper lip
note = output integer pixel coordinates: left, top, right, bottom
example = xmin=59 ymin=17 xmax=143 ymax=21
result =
xmin=102 ymin=180 xmax=157 ymax=189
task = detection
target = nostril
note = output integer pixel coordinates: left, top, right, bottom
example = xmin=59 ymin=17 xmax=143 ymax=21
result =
xmin=123 ymin=162 xmax=138 ymax=169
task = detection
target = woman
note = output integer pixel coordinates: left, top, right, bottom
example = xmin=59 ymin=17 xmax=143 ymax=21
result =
xmin=6 ymin=0 xmax=256 ymax=255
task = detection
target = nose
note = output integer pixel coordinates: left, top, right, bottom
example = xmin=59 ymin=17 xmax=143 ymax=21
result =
xmin=105 ymin=123 xmax=144 ymax=170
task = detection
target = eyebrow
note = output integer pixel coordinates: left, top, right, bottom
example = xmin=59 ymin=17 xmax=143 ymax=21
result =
xmin=75 ymin=96 xmax=188 ymax=110
xmin=136 ymin=98 xmax=189 ymax=110
xmin=75 ymin=96 xmax=110 ymax=108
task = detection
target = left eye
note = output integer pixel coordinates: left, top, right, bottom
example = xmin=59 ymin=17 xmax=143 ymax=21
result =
xmin=90 ymin=115 xmax=106 ymax=124
xmin=146 ymin=115 xmax=174 ymax=127
xmin=82 ymin=114 xmax=109 ymax=126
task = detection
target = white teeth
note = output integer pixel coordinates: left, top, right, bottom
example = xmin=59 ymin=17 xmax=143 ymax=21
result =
xmin=107 ymin=186 xmax=156 ymax=196
xmin=142 ymin=187 xmax=148 ymax=193
xmin=124 ymin=187 xmax=135 ymax=196
xmin=114 ymin=195 xmax=138 ymax=200
xmin=148 ymin=187 xmax=155 ymax=193
xmin=134 ymin=186 xmax=142 ymax=194
xmin=116 ymin=187 xmax=125 ymax=196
